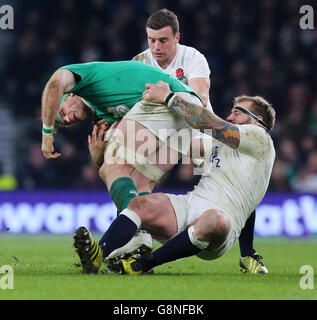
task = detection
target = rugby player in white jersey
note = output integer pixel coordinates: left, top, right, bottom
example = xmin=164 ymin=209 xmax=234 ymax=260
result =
xmin=94 ymin=83 xmax=276 ymax=274
xmin=132 ymin=8 xmax=211 ymax=109
xmin=86 ymin=9 xmax=266 ymax=274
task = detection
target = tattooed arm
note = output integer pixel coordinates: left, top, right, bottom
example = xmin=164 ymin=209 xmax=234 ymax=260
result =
xmin=143 ymin=81 xmax=240 ymax=149
xmin=169 ymin=96 xmax=240 ymax=148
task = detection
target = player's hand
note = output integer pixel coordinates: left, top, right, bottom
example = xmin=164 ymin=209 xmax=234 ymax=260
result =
xmin=88 ymin=124 xmax=108 ymax=167
xmin=94 ymin=118 xmax=110 ymax=130
xmin=41 ymin=132 xmax=61 ymax=159
xmin=143 ymin=81 xmax=172 ymax=104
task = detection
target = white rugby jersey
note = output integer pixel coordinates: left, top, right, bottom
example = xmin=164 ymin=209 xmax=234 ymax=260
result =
xmin=193 ymin=124 xmax=275 ymax=233
xmin=133 ymin=44 xmax=212 ymax=110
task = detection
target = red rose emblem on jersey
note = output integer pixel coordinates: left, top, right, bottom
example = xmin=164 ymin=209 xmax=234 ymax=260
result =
xmin=176 ymin=68 xmax=184 ymax=77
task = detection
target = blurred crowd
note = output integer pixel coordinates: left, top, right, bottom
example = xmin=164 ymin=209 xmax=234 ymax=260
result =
xmin=0 ymin=0 xmax=316 ymax=193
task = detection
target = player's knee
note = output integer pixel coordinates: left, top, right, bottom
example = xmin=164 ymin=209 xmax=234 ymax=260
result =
xmin=208 ymin=211 xmax=231 ymax=237
xmin=129 ymin=196 xmax=153 ymax=224
xmin=195 ymin=210 xmax=231 ymax=242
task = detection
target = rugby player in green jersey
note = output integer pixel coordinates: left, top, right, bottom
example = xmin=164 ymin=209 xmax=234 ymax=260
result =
xmin=41 ymin=60 xmax=203 ymax=273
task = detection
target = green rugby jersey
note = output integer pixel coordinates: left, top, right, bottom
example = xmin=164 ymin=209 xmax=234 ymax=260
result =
xmin=59 ymin=61 xmax=200 ymax=123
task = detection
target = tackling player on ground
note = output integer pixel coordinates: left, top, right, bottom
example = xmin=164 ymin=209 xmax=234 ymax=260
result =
xmin=78 ymin=83 xmax=276 ymax=275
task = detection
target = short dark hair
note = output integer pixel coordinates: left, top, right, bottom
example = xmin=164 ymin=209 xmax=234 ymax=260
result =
xmin=234 ymin=95 xmax=276 ymax=132
xmin=146 ymin=8 xmax=179 ymax=35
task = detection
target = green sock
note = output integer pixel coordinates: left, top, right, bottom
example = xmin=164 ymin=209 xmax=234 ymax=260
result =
xmin=110 ymin=177 xmax=139 ymax=212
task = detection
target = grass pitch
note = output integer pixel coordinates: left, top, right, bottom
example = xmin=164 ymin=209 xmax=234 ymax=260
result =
xmin=0 ymin=233 xmax=316 ymax=300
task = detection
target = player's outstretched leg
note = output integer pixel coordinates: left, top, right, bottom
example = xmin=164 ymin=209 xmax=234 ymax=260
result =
xmin=116 ymin=226 xmax=204 ymax=275
xmin=73 ymin=226 xmax=103 ymax=274
xmin=117 ymin=209 xmax=231 ymax=275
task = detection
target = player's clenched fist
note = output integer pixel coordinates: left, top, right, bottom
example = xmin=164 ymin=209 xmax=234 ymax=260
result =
xmin=143 ymin=81 xmax=172 ymax=104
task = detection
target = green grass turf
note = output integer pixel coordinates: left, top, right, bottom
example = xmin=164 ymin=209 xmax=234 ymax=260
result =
xmin=0 ymin=233 xmax=316 ymax=300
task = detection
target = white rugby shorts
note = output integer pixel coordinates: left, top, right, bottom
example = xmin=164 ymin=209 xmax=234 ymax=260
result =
xmin=123 ymin=92 xmax=203 ymax=155
xmin=166 ymin=190 xmax=239 ymax=260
